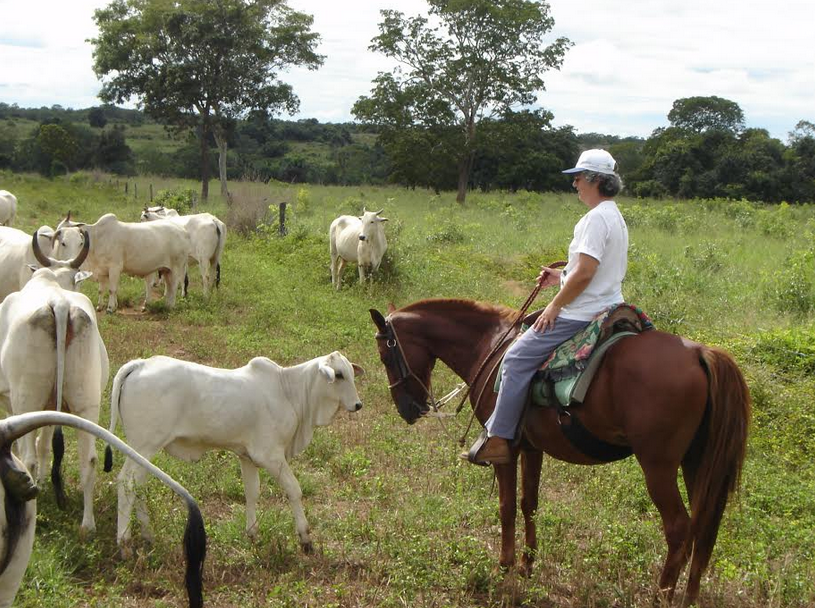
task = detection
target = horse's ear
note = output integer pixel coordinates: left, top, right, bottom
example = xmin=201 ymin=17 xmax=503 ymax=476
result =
xmin=369 ymin=309 xmax=387 ymax=332
xmin=387 ymin=302 xmax=396 ymax=314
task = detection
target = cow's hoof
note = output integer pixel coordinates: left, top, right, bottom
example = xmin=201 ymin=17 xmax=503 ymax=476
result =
xmin=118 ymin=542 xmax=133 ymax=560
xmin=78 ymin=524 xmax=96 ymax=542
xmin=300 ymin=540 xmax=314 ymax=554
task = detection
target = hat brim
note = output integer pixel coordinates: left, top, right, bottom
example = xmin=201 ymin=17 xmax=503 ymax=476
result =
xmin=561 ymin=167 xmax=585 ymax=174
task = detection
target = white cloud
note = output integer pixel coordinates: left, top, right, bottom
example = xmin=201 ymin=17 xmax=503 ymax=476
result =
xmin=0 ymin=0 xmax=812 ymax=141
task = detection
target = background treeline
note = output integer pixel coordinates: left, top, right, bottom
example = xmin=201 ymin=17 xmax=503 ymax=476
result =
xmin=1 ymin=101 xmax=813 ymax=203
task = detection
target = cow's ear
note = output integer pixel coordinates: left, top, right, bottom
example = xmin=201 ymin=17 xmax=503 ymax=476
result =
xmin=26 ymin=264 xmax=38 ymax=274
xmin=351 ymin=363 xmax=365 ymax=378
xmin=319 ymin=363 xmax=336 ymax=383
xmin=377 ymin=217 xmax=389 ymax=222
xmin=370 ymin=309 xmax=387 ymax=332
xmin=74 ymin=270 xmax=93 ymax=286
xmin=386 ymin=302 xmax=397 ymax=314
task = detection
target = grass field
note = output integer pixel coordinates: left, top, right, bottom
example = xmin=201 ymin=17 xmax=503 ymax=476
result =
xmin=1 ymin=169 xmax=814 ymax=607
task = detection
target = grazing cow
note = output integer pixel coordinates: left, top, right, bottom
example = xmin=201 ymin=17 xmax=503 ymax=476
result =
xmin=0 ymin=228 xmax=90 ymax=302
xmin=52 ymin=213 xmax=191 ymax=312
xmin=0 ymin=192 xmax=16 ymax=227
xmin=0 ymin=411 xmax=205 ymax=608
xmin=105 ymin=351 xmax=364 ymax=552
xmin=0 ymin=262 xmax=107 ymax=533
xmin=141 ymin=207 xmax=226 ymax=297
xmin=329 ymin=209 xmax=388 ymax=289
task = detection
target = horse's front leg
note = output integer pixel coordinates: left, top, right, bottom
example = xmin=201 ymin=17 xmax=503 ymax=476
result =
xmin=494 ymin=459 xmax=519 ymax=569
xmin=520 ymin=449 xmax=544 ymax=576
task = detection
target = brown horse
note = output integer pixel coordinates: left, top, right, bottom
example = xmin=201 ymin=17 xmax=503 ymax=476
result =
xmin=370 ymin=299 xmax=750 ymax=606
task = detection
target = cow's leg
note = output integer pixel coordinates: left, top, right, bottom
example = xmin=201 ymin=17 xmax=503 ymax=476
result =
xmin=239 ymin=457 xmax=260 ymax=539
xmin=199 ymin=262 xmax=210 ymax=298
xmin=34 ymin=425 xmax=54 ymax=484
xmin=107 ymin=267 xmax=121 ymax=313
xmin=134 ymin=497 xmax=154 ymax=543
xmin=334 ymin=259 xmax=347 ymax=290
xmin=142 ymin=276 xmax=153 ymax=311
xmin=261 ymin=455 xmax=312 ymax=552
xmin=96 ymin=275 xmax=108 ymax=311
xmin=76 ymin=429 xmax=98 ymax=535
xmin=117 ymin=455 xmax=153 ymax=555
xmin=163 ymin=266 xmax=181 ymax=308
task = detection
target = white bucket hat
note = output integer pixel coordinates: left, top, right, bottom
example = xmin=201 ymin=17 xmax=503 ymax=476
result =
xmin=562 ymin=149 xmax=617 ymax=175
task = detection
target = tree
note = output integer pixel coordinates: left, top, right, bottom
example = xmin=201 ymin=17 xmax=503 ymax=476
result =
xmin=37 ymin=124 xmax=79 ymax=175
xmin=88 ymin=107 xmax=108 ymax=128
xmin=353 ymin=0 xmax=571 ymax=203
xmin=667 ymin=96 xmax=745 ymax=134
xmin=91 ymin=0 xmax=323 ymax=201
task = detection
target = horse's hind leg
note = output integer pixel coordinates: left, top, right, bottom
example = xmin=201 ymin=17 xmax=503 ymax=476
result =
xmin=495 ymin=460 xmax=518 ymax=569
xmin=640 ymin=459 xmax=691 ymax=604
xmin=520 ymin=450 xmax=543 ymax=575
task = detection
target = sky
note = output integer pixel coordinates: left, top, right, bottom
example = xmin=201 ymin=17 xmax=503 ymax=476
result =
xmin=0 ymin=0 xmax=813 ymax=141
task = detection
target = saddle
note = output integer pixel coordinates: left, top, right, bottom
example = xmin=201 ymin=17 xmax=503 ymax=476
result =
xmin=495 ymin=303 xmax=654 ymax=410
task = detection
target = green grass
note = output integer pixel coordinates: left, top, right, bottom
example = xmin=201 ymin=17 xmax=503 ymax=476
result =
xmin=1 ymin=170 xmax=814 ymax=607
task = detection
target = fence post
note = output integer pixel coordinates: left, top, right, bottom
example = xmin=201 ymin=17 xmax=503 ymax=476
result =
xmin=134 ymin=183 xmax=138 ymax=199
xmin=279 ymin=202 xmax=287 ymax=237
xmin=150 ymin=184 xmax=153 ymax=202
xmin=125 ymin=182 xmax=128 ymax=195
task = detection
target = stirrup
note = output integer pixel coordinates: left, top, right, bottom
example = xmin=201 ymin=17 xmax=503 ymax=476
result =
xmin=461 ymin=429 xmax=491 ymax=467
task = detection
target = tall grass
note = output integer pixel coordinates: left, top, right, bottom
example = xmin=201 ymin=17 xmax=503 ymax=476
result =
xmin=2 ymin=170 xmax=814 ymax=607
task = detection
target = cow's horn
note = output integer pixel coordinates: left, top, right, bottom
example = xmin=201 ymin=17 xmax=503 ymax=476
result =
xmin=373 ymin=208 xmax=384 ymax=215
xmin=31 ymin=230 xmax=53 ymax=268
xmin=69 ymin=230 xmax=91 ymax=269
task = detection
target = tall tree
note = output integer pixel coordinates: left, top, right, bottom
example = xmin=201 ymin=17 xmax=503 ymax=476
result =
xmin=91 ymin=0 xmax=323 ymax=201
xmin=353 ymin=0 xmax=570 ymax=203
xmin=667 ymin=96 xmax=745 ymax=135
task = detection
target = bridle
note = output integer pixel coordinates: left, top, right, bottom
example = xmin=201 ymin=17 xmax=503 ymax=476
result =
xmin=375 ymin=316 xmax=441 ymax=412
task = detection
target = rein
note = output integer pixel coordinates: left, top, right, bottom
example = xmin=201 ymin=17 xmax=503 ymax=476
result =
xmin=454 ymin=261 xmax=567 ymax=446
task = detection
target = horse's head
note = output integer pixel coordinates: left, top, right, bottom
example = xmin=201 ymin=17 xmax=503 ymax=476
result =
xmin=370 ymin=308 xmax=433 ymax=424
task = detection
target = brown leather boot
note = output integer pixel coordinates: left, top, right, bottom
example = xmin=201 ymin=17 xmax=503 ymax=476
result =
xmin=460 ymin=433 xmax=512 ymax=465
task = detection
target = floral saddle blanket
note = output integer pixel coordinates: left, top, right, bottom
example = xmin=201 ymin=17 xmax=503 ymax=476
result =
xmin=494 ymin=303 xmax=655 ymax=409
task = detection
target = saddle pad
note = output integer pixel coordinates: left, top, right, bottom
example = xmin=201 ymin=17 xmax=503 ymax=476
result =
xmin=494 ymin=303 xmax=654 ymax=408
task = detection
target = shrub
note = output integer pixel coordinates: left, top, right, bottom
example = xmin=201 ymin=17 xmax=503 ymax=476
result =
xmin=153 ymin=187 xmax=195 ymax=214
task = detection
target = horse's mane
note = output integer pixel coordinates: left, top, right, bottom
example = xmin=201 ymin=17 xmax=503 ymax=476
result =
xmin=399 ymin=298 xmax=518 ymax=323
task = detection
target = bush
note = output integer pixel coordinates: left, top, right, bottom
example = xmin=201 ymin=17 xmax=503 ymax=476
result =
xmin=153 ymin=187 xmax=195 ymax=214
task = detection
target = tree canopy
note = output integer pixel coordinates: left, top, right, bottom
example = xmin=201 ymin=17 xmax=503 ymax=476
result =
xmin=91 ymin=0 xmax=323 ymax=200
xmin=667 ymin=95 xmax=745 ymax=134
xmin=353 ymin=0 xmax=571 ymax=203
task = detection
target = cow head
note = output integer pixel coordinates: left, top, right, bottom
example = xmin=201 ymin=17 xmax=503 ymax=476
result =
xmin=314 ymin=351 xmax=364 ymax=425
xmin=30 ymin=229 xmax=92 ymax=289
xmin=358 ymin=209 xmax=388 ymax=242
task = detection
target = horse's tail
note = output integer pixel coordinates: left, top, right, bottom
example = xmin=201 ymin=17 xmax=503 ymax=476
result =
xmin=689 ymin=346 xmax=751 ymax=575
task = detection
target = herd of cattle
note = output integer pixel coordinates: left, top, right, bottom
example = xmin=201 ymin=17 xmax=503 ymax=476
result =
xmin=0 ymin=189 xmax=387 ymax=607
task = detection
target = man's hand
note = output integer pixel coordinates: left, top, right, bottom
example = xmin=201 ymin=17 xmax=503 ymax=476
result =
xmin=533 ymin=301 xmax=561 ymax=332
xmin=536 ymin=266 xmax=562 ymax=289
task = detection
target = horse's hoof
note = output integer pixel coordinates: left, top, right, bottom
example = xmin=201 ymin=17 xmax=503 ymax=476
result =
xmin=118 ymin=542 xmax=133 ymax=560
xmin=301 ymin=540 xmax=314 ymax=554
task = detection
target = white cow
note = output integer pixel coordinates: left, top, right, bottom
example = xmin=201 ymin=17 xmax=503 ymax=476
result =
xmin=329 ymin=209 xmax=388 ymax=289
xmin=106 ymin=351 xmax=364 ymax=552
xmin=141 ymin=207 xmax=226 ymax=296
xmin=0 ymin=411 xmax=206 ymax=608
xmin=0 ymin=192 xmax=16 ymax=227
xmin=52 ymin=213 xmax=191 ymax=312
xmin=0 ymin=227 xmax=90 ymax=302
xmin=0 ymin=265 xmax=108 ymax=534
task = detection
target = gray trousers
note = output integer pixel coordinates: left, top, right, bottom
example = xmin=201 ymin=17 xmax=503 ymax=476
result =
xmin=485 ymin=317 xmax=590 ymax=440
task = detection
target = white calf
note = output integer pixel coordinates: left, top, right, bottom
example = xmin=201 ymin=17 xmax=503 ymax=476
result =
xmin=52 ymin=213 xmax=191 ymax=312
xmin=329 ymin=209 xmax=388 ymax=289
xmin=106 ymin=351 xmax=363 ymax=552
xmin=0 ymin=192 xmax=16 ymax=227
xmin=0 ymin=411 xmax=206 ymax=608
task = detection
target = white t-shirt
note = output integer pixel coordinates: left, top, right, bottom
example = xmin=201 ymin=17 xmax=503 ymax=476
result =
xmin=558 ymin=200 xmax=628 ymax=322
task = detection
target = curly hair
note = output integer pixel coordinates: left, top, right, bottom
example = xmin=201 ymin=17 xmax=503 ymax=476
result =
xmin=583 ymin=171 xmax=624 ymax=197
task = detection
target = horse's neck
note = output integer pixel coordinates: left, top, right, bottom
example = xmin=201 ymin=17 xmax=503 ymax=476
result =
xmin=411 ymin=306 xmax=511 ymax=384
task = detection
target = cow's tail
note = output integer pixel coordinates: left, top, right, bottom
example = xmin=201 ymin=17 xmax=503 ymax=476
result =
xmin=51 ymin=298 xmax=69 ymax=509
xmin=212 ymin=221 xmax=225 ymax=289
xmin=104 ymin=360 xmax=143 ymax=472
xmin=1 ymin=411 xmax=207 ymax=608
